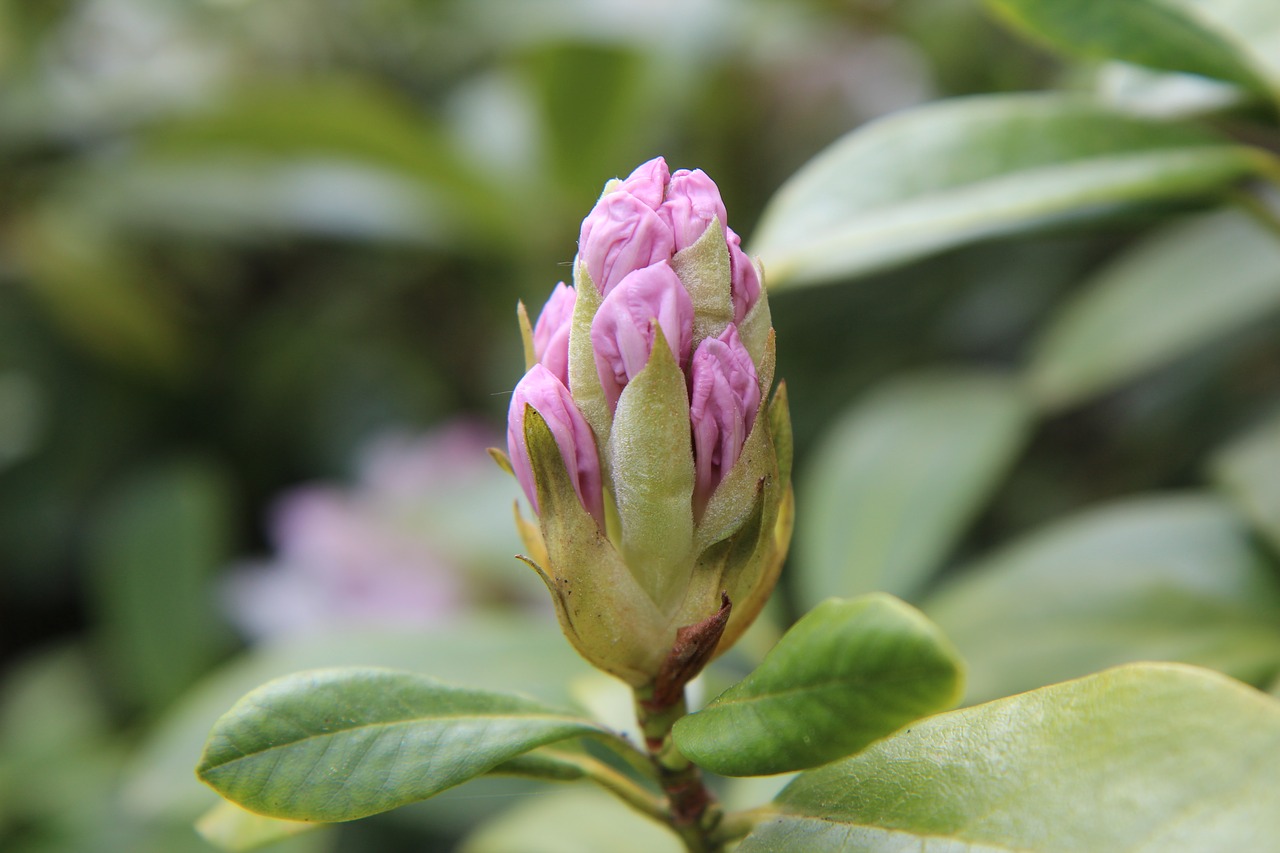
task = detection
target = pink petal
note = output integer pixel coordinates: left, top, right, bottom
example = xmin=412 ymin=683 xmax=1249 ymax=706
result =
xmin=589 ymin=261 xmax=694 ymax=410
xmin=660 ymin=168 xmax=729 ymax=252
xmin=507 ymin=364 xmax=604 ymax=525
xmin=578 ymin=190 xmax=676 ymax=296
xmin=688 ymin=325 xmax=760 ymax=514
xmin=532 ymin=282 xmax=576 ymax=386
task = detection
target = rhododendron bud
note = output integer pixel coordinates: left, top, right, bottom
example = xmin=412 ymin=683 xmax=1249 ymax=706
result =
xmin=497 ymin=157 xmax=791 ymax=690
xmin=507 ymin=364 xmax=603 ymax=526
xmin=616 ymin=156 xmax=670 ymax=210
xmin=661 ymin=169 xmax=729 ymax=252
xmin=728 ymin=230 xmax=762 ymax=323
xmin=590 ymin=261 xmax=694 ymax=410
xmin=532 ymin=282 xmax=575 ymax=386
xmin=689 ymin=325 xmax=760 ymax=516
xmin=578 ymin=190 xmax=675 ymax=295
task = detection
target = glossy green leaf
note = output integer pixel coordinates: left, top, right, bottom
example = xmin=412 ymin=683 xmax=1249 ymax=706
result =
xmin=742 ymin=663 xmax=1280 ymax=852
xmin=923 ymin=495 xmax=1280 ymax=703
xmin=987 ymin=0 xmax=1275 ymax=98
xmin=460 ymin=786 xmax=681 ymax=853
xmin=796 ymin=372 xmax=1030 ymax=608
xmin=197 ymin=668 xmax=607 ymax=822
xmin=126 ymin=618 xmax=594 ymax=823
xmin=1027 ymin=209 xmax=1280 ymax=410
xmin=86 ymin=458 xmax=236 ymax=712
xmin=139 ymin=80 xmax=512 ymax=242
xmin=749 ymin=93 xmax=1267 ymax=288
xmin=196 ymin=800 xmax=321 ymax=853
xmin=672 ymin=595 xmax=963 ymax=776
xmin=1210 ymin=410 xmax=1280 ymax=554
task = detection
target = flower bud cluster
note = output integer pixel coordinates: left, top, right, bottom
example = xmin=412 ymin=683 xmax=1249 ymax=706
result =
xmin=500 ymin=158 xmax=793 ymax=687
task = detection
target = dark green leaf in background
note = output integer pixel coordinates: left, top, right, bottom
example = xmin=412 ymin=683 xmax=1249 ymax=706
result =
xmin=1026 ymin=209 xmax=1280 ymax=410
xmin=795 ymin=371 xmax=1030 ymax=608
xmin=741 ymin=663 xmax=1280 ymax=852
xmin=196 ymin=668 xmax=607 ymax=822
xmin=749 ymin=94 xmax=1268 ymax=288
xmin=923 ymin=495 xmax=1280 ymax=703
xmin=87 ymin=458 xmax=237 ymax=713
xmin=986 ymin=0 xmax=1276 ymax=99
xmin=1211 ymin=410 xmax=1280 ymax=554
xmin=672 ymin=595 xmax=963 ymax=776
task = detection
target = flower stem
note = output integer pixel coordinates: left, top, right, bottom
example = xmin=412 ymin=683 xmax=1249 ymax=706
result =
xmin=633 ymin=683 xmax=725 ymax=853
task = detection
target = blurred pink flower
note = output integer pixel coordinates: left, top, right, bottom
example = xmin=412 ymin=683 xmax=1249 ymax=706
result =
xmin=223 ymin=419 xmax=523 ymax=640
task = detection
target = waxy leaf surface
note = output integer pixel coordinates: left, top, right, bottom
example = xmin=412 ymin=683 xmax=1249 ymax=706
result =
xmin=987 ymin=0 xmax=1280 ymax=101
xmin=1211 ymin=410 xmax=1280 ymax=554
xmin=750 ymin=93 xmax=1264 ymax=288
xmin=923 ymin=495 xmax=1280 ymax=702
xmin=742 ymin=663 xmax=1280 ymax=852
xmin=1027 ymin=209 xmax=1280 ymax=409
xmin=796 ymin=372 xmax=1029 ymax=608
xmin=197 ymin=668 xmax=605 ymax=822
xmin=672 ymin=595 xmax=963 ymax=776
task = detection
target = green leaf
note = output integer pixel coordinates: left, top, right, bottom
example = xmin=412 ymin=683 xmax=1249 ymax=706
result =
xmin=126 ymin=618 xmax=595 ymax=823
xmin=196 ymin=668 xmax=607 ymax=822
xmin=1211 ymin=409 xmax=1280 ymax=554
xmin=10 ymin=209 xmax=189 ymax=380
xmin=86 ymin=457 xmax=236 ymax=712
xmin=195 ymin=800 xmax=322 ymax=853
xmin=460 ymin=786 xmax=682 ymax=853
xmin=742 ymin=663 xmax=1280 ymax=852
xmin=923 ymin=495 xmax=1280 ymax=703
xmin=1026 ymin=209 xmax=1280 ymax=410
xmin=796 ymin=372 xmax=1030 ymax=608
xmin=986 ymin=0 xmax=1275 ymax=98
xmin=672 ymin=595 xmax=963 ymax=776
xmin=749 ymin=93 xmax=1268 ymax=289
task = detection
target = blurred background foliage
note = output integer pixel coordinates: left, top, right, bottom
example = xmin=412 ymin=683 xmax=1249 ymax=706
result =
xmin=1 ymin=0 xmax=1278 ymax=851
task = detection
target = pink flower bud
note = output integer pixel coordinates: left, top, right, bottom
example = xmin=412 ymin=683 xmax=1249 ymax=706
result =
xmin=590 ymin=261 xmax=694 ymax=411
xmin=688 ymin=325 xmax=760 ymax=515
xmin=660 ymin=168 xmax=729 ymax=252
xmin=532 ymin=282 xmax=575 ymax=386
xmin=508 ymin=364 xmax=604 ymax=525
xmin=578 ymin=190 xmax=676 ymax=296
xmin=618 ymin=157 xmax=671 ymax=210
xmin=728 ymin=229 xmax=762 ymax=324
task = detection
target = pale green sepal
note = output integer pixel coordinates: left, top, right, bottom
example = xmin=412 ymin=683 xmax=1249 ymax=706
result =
xmin=568 ymin=262 xmax=611 ymax=451
xmin=715 ymin=484 xmax=794 ymax=658
xmin=609 ymin=326 xmax=697 ymax=614
xmin=769 ymin=381 xmax=794 ymax=487
xmin=672 ymin=217 xmax=734 ymax=347
xmin=756 ymin=331 xmax=777 ymax=412
xmin=516 ymin=301 xmax=536 ymax=372
xmin=487 ymin=447 xmax=514 ymax=477
xmin=524 ymin=408 xmax=667 ymax=685
xmin=737 ymin=263 xmax=772 ymax=367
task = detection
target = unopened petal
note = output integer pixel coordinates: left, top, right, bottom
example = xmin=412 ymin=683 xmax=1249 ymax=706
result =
xmin=688 ymin=325 xmax=760 ymax=514
xmin=532 ymin=282 xmax=576 ymax=386
xmin=619 ymin=156 xmax=671 ymax=210
xmin=728 ymin=229 xmax=762 ymax=324
xmin=661 ymin=169 xmax=728 ymax=253
xmin=507 ymin=364 xmax=604 ymax=525
xmin=578 ymin=191 xmax=676 ymax=296
xmin=590 ymin=261 xmax=694 ymax=410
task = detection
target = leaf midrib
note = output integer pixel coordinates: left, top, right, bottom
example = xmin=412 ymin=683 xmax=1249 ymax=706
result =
xmin=202 ymin=710 xmax=594 ymax=773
